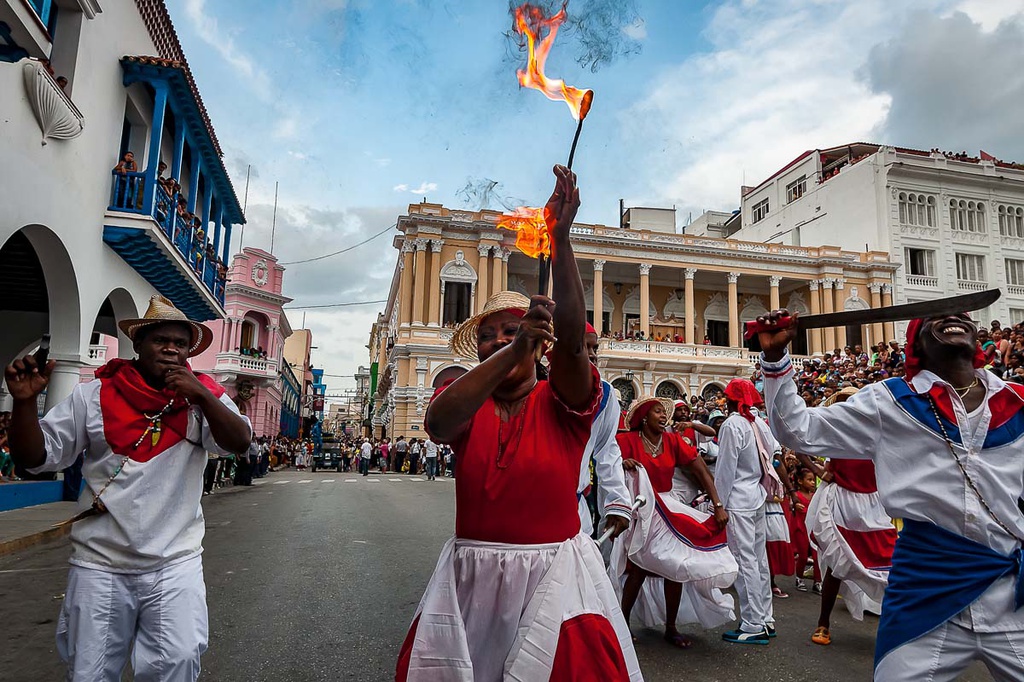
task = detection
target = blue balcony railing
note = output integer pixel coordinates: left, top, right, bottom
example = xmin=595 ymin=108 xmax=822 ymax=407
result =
xmin=109 ymin=171 xmax=226 ymax=305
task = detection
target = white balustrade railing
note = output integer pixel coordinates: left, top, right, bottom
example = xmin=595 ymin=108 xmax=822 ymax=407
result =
xmin=906 ymin=274 xmax=939 ymax=288
xmin=957 ymin=280 xmax=988 ymax=292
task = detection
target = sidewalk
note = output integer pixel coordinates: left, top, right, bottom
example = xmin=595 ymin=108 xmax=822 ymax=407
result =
xmin=0 ymin=480 xmax=259 ymax=558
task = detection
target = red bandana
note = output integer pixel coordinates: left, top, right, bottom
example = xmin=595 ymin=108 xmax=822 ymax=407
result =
xmin=904 ymin=318 xmax=986 ymax=380
xmin=96 ymin=359 xmax=225 ymax=462
xmin=725 ymin=378 xmax=763 ymax=422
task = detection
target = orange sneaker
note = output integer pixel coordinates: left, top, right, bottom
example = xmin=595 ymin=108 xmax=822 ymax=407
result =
xmin=811 ymin=626 xmax=831 ymax=646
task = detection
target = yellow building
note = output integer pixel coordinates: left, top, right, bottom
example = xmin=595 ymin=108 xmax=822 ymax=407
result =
xmin=369 ymin=203 xmax=899 ymax=438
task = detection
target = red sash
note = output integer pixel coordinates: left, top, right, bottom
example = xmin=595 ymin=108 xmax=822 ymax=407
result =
xmin=96 ymin=359 xmax=225 ymax=462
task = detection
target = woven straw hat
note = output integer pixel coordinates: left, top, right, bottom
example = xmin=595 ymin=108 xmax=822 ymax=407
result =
xmin=449 ymin=291 xmax=531 ymax=359
xmin=118 ymin=295 xmax=214 ymax=357
xmin=624 ymin=395 xmax=675 ymax=431
xmin=822 ymin=386 xmax=859 ymax=407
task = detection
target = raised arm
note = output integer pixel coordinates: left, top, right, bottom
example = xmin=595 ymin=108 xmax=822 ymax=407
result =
xmin=545 ymin=165 xmax=592 ymax=410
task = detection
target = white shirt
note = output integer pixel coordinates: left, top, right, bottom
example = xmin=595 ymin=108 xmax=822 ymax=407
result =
xmin=714 ymin=413 xmax=778 ymax=512
xmin=360 ymin=442 xmax=372 ymax=459
xmin=578 ymin=381 xmax=633 ymax=523
xmin=762 ymin=353 xmax=1024 ymax=632
xmin=424 ymin=439 xmax=438 ymax=459
xmin=30 ymin=380 xmax=250 ymax=573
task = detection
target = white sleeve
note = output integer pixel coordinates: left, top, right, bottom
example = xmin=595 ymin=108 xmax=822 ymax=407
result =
xmin=593 ymin=402 xmax=632 ymax=519
xmin=713 ymin=418 xmax=744 ymax=509
xmin=761 ymin=353 xmax=880 ymax=460
xmin=200 ymin=393 xmax=252 ymax=456
xmin=30 ymin=382 xmax=94 ymax=474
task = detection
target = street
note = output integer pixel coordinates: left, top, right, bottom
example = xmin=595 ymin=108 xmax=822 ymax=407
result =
xmin=0 ymin=471 xmax=990 ymax=682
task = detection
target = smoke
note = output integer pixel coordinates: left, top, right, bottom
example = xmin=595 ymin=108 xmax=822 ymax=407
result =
xmin=456 ymin=177 xmax=526 ymax=211
xmin=504 ymin=0 xmax=644 ymax=73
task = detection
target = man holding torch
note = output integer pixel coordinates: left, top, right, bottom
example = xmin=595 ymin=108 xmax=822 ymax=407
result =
xmin=396 ymin=166 xmax=641 ymax=681
xmin=4 ymin=295 xmax=252 ymax=681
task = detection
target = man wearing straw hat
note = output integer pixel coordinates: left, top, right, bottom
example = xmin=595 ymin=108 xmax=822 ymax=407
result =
xmin=4 ymin=294 xmax=252 ymax=681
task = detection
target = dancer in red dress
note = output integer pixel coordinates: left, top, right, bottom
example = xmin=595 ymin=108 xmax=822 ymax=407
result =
xmin=610 ymin=397 xmax=735 ymax=649
xmin=396 ymin=166 xmax=641 ymax=682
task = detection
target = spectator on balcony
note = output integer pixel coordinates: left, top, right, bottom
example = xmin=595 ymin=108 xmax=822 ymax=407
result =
xmin=55 ymin=75 xmax=68 ymax=92
xmin=113 ymin=152 xmax=139 ymax=208
xmin=157 ymin=162 xmax=172 ymax=193
xmin=114 ymin=151 xmax=138 ymax=176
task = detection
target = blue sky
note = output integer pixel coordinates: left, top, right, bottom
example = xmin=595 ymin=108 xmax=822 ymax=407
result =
xmin=166 ymin=0 xmax=1024 ymax=391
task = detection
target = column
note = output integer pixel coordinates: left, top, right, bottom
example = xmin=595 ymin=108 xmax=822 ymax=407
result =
xmin=411 ymin=238 xmax=428 ymax=325
xmin=187 ymin=152 xmax=201 ymax=214
xmin=821 ymin=278 xmax=836 ymax=352
xmin=428 ymin=240 xmax=444 ymax=326
xmin=213 ymin=204 xmax=224 ymax=254
xmin=769 ymin=275 xmax=781 ymax=312
xmin=141 ymin=82 xmax=169 ymax=214
xmin=171 ymin=117 xmax=186 ymax=184
xmin=399 ymin=241 xmax=415 ymax=327
xmin=639 ymin=263 xmax=652 ymax=339
xmin=881 ymin=284 xmax=895 ymax=343
xmin=491 ymin=247 xmax=502 ymax=296
xmin=202 ymin=187 xmax=213 ymax=238
xmin=593 ymin=260 xmax=605 ymax=334
xmin=476 ymin=244 xmax=491 ymax=309
xmin=500 ymin=248 xmax=511 ymax=293
xmin=833 ymin=278 xmax=847 ymax=349
xmin=44 ymin=360 xmax=87 ymax=413
xmin=221 ymin=222 xmax=232 ymax=265
xmin=727 ymin=272 xmax=741 ymax=348
xmin=684 ymin=268 xmax=697 ymax=344
xmin=808 ymin=280 xmax=822 ymax=354
xmin=868 ymin=283 xmax=883 ymax=347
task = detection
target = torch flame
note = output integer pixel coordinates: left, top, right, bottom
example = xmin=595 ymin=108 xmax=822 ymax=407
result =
xmin=498 ymin=206 xmax=550 ymax=259
xmin=513 ymin=3 xmax=593 ymax=121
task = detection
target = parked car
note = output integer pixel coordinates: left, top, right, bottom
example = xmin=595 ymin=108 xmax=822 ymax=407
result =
xmin=312 ymin=441 xmax=342 ymax=472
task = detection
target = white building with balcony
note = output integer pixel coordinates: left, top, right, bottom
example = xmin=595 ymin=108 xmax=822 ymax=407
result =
xmin=727 ymin=143 xmax=1024 ymax=326
xmin=0 ymin=0 xmax=244 ymax=415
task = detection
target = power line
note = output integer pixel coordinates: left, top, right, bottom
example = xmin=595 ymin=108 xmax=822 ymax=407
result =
xmin=279 ymin=223 xmax=396 ymax=265
xmin=284 ymin=299 xmax=387 ymax=311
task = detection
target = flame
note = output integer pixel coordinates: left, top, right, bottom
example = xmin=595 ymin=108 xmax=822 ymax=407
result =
xmin=513 ymin=3 xmax=593 ymax=121
xmin=498 ymin=206 xmax=550 ymax=259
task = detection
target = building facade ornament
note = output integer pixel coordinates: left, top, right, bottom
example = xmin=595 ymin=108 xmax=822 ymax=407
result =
xmin=501 ymin=248 xmax=512 ymax=262
xmin=868 ymin=283 xmax=883 ymax=294
xmin=593 ymin=259 xmax=606 ymax=272
xmin=477 ymin=244 xmax=492 ymax=257
xmin=768 ymin=275 xmax=782 ymax=287
xmin=429 ymin=239 xmax=445 ymax=253
xmin=808 ymin=279 xmax=820 ymax=291
xmin=727 ymin=272 xmax=741 ymax=284
xmin=834 ymin=277 xmax=845 ymax=290
xmin=401 ymin=240 xmax=416 ymax=254
xmin=413 ymin=238 xmax=429 ymax=251
xmin=820 ymin=277 xmax=835 ymax=289
xmin=684 ymin=268 xmax=697 ymax=280
xmin=639 ymin=263 xmax=653 ymax=276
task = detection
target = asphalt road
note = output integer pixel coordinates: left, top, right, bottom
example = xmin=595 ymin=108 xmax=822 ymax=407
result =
xmin=0 ymin=470 xmax=992 ymax=681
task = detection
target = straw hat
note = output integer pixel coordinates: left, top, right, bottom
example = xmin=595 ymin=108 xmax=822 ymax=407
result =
xmin=822 ymin=386 xmax=859 ymax=407
xmin=624 ymin=395 xmax=675 ymax=431
xmin=449 ymin=291 xmax=531 ymax=359
xmin=118 ymin=294 xmax=214 ymax=357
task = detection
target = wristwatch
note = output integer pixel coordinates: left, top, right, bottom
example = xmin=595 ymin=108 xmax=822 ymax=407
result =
xmin=714 ymin=502 xmax=724 ymax=508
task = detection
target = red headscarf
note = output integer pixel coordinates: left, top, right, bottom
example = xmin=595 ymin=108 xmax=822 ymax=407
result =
xmin=585 ymin=322 xmax=597 ymax=335
xmin=904 ymin=318 xmax=986 ymax=380
xmin=725 ymin=378 xmax=763 ymax=422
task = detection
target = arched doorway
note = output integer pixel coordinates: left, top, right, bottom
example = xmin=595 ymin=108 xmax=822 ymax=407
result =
xmin=611 ymin=377 xmax=637 ymax=411
xmin=655 ymin=380 xmax=682 ymax=401
xmin=432 ymin=365 xmax=468 ymax=389
xmin=703 ymin=293 xmax=729 ymax=346
xmin=701 ymin=382 xmax=724 ymax=400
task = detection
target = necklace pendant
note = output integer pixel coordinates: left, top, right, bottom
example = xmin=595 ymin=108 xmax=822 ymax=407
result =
xmin=151 ymin=422 xmax=161 ymax=447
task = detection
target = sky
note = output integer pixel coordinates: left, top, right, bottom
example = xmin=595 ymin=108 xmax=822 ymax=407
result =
xmin=165 ymin=0 xmax=1024 ymax=394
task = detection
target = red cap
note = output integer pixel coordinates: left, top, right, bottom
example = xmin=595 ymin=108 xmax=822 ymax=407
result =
xmin=585 ymin=322 xmax=597 ymax=335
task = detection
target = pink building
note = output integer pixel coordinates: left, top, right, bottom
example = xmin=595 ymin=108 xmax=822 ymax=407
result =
xmin=191 ymin=248 xmax=292 ymax=437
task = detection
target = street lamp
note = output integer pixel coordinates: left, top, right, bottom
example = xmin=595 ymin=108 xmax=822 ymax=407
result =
xmin=624 ymin=369 xmax=634 ymax=383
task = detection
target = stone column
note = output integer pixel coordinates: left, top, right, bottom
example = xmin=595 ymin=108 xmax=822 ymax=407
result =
xmin=44 ymin=359 xmax=87 ymax=413
xmin=881 ymin=284 xmax=895 ymax=343
xmin=808 ymin=280 xmax=822 ymax=354
xmin=639 ymin=263 xmax=652 ymax=339
xmin=491 ymin=247 xmax=502 ymax=296
xmin=834 ymin=278 xmax=847 ymax=349
xmin=476 ymin=244 xmax=491 ymax=309
xmin=728 ymin=272 xmax=741 ymax=348
xmin=821 ymin=278 xmax=836 ymax=352
xmin=769 ymin=275 xmax=781 ymax=312
xmin=593 ymin=260 xmax=605 ymax=334
xmin=500 ymin=249 xmax=510 ymax=292
xmin=868 ymin=283 xmax=883 ymax=347
xmin=399 ymin=241 xmax=415 ymax=328
xmin=428 ymin=240 xmax=444 ymax=326
xmin=684 ymin=268 xmax=697 ymax=344
xmin=411 ymin=238 xmax=428 ymax=325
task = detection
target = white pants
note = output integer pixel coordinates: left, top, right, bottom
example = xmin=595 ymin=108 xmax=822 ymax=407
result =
xmin=57 ymin=555 xmax=209 ymax=682
xmin=726 ymin=505 xmax=774 ymax=633
xmin=875 ymin=620 xmax=1024 ymax=681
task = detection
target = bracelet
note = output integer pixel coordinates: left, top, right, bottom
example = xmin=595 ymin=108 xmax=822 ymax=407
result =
xmin=714 ymin=502 xmax=724 ymax=508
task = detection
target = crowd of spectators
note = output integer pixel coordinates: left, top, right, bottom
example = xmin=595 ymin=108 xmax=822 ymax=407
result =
xmin=0 ymin=411 xmax=13 ymax=482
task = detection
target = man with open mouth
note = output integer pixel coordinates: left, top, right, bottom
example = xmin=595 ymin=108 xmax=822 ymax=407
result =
xmin=757 ymin=309 xmax=1024 ymax=680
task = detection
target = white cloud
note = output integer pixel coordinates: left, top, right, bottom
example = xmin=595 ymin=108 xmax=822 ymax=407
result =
xmin=952 ymin=0 xmax=1024 ymax=30
xmin=622 ymin=18 xmax=647 ymax=41
xmin=182 ymin=0 xmax=273 ymax=100
xmin=288 ymin=150 xmax=309 ymax=160
xmin=392 ymin=182 xmax=437 ymax=194
xmin=392 ymin=183 xmax=408 ymax=192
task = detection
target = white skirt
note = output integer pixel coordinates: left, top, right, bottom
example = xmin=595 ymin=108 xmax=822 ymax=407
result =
xmin=808 ymin=482 xmax=896 ymax=620
xmin=765 ymin=501 xmax=791 ymax=543
xmin=609 ymin=467 xmax=737 ymax=630
xmin=399 ymin=533 xmax=643 ymax=682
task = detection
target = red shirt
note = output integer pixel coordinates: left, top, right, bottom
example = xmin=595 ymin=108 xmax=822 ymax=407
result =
xmin=828 ymin=459 xmax=878 ymax=494
xmin=432 ymin=368 xmax=600 ymax=545
xmin=616 ymin=431 xmax=696 ymax=493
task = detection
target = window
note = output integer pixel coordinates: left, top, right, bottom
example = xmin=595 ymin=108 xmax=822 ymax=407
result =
xmin=955 ymin=253 xmax=985 ymax=282
xmin=27 ymin=0 xmax=59 ymax=35
xmin=950 ymin=199 xmax=986 ymax=232
xmin=442 ymin=282 xmax=472 ymax=326
xmin=1006 ymin=259 xmax=1024 ymax=286
xmin=786 ymin=176 xmax=807 ymax=203
xmin=897 ymin=192 xmax=936 ymax=227
xmin=904 ymin=248 xmax=936 ymax=276
xmin=999 ymin=205 xmax=1024 ymax=238
xmin=1011 ymin=309 xmax=1024 ymax=324
xmin=751 ymin=198 xmax=770 ymax=223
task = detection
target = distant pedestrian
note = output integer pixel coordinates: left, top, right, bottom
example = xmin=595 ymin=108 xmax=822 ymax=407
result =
xmin=424 ymin=437 xmax=438 ymax=480
xmin=394 ymin=436 xmax=408 ymax=473
xmin=360 ymin=438 xmax=372 ymax=476
xmin=408 ymin=438 xmax=421 ymax=475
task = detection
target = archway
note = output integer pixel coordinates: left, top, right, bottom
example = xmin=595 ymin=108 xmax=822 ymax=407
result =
xmin=88 ymin=287 xmax=139 ymax=362
xmin=621 ymin=287 xmax=656 ymax=337
xmin=584 ymin=283 xmax=615 ymax=334
xmin=432 ymin=365 xmax=468 ymax=389
xmin=739 ymin=296 xmax=769 ymax=352
xmin=701 ymin=382 xmax=725 ymax=400
xmin=655 ymin=380 xmax=683 ymax=401
xmin=703 ymin=292 xmax=729 ymax=346
xmin=843 ymin=287 xmax=871 ymax=350
xmin=439 ymin=251 xmax=477 ymax=326
xmin=611 ymin=377 xmax=637 ymax=411
xmin=785 ymin=291 xmax=811 ymax=355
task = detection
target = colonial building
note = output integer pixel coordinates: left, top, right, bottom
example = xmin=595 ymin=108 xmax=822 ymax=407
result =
xmin=191 ymin=248 xmax=292 ymax=437
xmin=368 ymin=203 xmax=898 ymax=438
xmin=726 ymin=143 xmax=1024 ymax=326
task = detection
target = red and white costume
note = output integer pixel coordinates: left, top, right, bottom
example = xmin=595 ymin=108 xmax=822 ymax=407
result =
xmin=577 ymin=379 xmax=633 ymax=535
xmin=765 ymin=500 xmax=794 ymax=578
xmin=28 ymin=360 xmax=249 ymax=682
xmin=807 ymin=458 xmax=896 ymax=620
xmin=397 ymin=369 xmax=642 ymax=682
xmin=609 ymin=432 xmax=737 ymax=630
